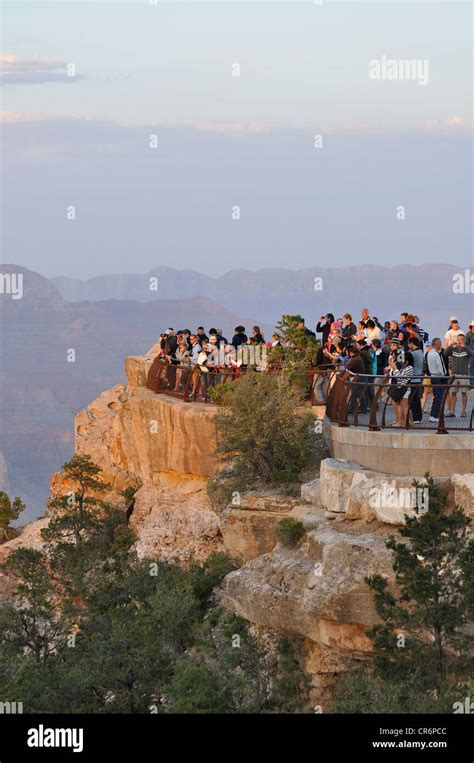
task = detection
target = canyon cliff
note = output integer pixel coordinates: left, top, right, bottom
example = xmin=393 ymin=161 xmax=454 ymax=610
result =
xmin=1 ymin=349 xmax=473 ymax=704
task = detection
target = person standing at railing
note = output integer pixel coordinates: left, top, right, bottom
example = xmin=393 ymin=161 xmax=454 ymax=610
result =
xmin=189 ymin=335 xmax=202 ymax=366
xmin=466 ymin=322 xmax=474 ymax=385
xmin=196 ymin=326 xmax=209 ymax=344
xmin=445 ymin=333 xmax=473 ymax=418
xmin=444 ymin=317 xmax=463 ymax=348
xmin=231 ymin=325 xmax=247 ymax=349
xmin=370 ymin=338 xmax=386 ymax=377
xmin=388 ymin=352 xmax=414 ymax=427
xmin=316 ymin=314 xmax=334 ymax=346
xmin=421 ymin=343 xmax=433 ymax=414
xmin=252 ymin=325 xmax=265 ymax=344
xmin=365 ymin=320 xmax=382 ymax=343
xmin=342 ymin=314 xmax=357 ymax=344
xmin=407 ymin=337 xmax=424 ymax=423
xmin=346 ymin=346 xmax=368 ymax=415
xmin=357 ymin=340 xmax=374 ymax=410
xmin=174 ymin=342 xmax=191 ymax=392
xmin=427 ymin=339 xmax=448 ymax=423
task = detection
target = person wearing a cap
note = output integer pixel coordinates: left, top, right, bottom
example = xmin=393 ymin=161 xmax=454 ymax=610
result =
xmin=444 ymin=317 xmax=462 ymax=348
xmin=385 ymin=338 xmax=404 ymax=371
xmin=207 ymin=335 xmax=220 ymax=370
xmin=467 ymin=321 xmax=474 ymax=384
xmin=445 ymin=333 xmax=473 ymax=417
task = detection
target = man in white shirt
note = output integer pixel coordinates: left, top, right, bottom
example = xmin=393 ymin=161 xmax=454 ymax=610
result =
xmin=189 ymin=335 xmax=202 ymax=365
xmin=444 ymin=317 xmax=463 ymax=348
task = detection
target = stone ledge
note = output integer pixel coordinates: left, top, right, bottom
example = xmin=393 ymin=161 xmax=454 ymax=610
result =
xmin=325 ymin=420 xmax=474 ymax=477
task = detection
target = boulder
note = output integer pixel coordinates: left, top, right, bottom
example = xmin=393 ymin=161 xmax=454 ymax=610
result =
xmin=320 ymin=458 xmax=453 ymax=526
xmin=319 ymin=459 xmax=364 ymax=513
xmin=301 ymin=477 xmax=320 ymax=505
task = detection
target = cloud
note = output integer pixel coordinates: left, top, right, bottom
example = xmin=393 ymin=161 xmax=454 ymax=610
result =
xmin=0 ymin=53 xmax=83 ymax=85
xmin=423 ymin=115 xmax=473 ymax=130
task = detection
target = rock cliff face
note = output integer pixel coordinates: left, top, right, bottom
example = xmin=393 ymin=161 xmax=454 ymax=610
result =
xmin=221 ymin=511 xmax=394 ymax=705
xmin=2 ymin=350 xmax=472 ymax=701
xmin=70 ymin=362 xmax=223 ymax=563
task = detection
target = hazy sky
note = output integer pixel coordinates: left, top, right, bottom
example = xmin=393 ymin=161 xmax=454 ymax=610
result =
xmin=1 ymin=1 xmax=472 ymax=277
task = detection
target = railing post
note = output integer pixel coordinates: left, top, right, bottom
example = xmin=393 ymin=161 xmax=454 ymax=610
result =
xmin=437 ymin=376 xmax=454 ymax=434
xmin=338 ymin=373 xmax=354 ymax=427
xmin=369 ymin=377 xmax=386 ymax=431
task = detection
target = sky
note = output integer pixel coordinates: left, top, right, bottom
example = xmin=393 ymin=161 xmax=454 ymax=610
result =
xmin=1 ymin=1 xmax=472 ymax=277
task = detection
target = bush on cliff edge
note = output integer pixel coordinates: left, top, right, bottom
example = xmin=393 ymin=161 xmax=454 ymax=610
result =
xmin=209 ymin=372 xmax=320 ymax=507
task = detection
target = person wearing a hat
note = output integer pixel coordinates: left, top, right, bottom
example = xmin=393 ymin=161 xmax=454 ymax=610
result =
xmin=444 ymin=317 xmax=462 ymax=348
xmin=467 ymin=321 xmax=474 ymax=383
xmin=231 ymin=325 xmax=247 ymax=349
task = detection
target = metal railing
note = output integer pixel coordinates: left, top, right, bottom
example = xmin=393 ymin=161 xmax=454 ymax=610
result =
xmin=323 ymin=370 xmax=473 ymax=433
xmin=146 ymin=358 xmax=240 ymax=402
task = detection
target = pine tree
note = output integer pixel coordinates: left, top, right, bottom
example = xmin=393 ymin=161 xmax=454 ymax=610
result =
xmin=42 ymin=454 xmax=109 ymax=547
xmin=270 ymin=314 xmax=318 ymax=388
xmin=366 ymin=476 xmax=474 ymax=693
xmin=0 ymin=548 xmax=68 ymax=663
xmin=0 ymin=492 xmax=25 ymax=531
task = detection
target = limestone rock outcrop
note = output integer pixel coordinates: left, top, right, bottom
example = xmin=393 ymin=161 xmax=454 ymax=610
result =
xmin=130 ymin=478 xmax=221 ymax=563
xmin=320 ymin=458 xmax=452 ymax=525
xmin=221 ymin=508 xmax=395 ymax=703
xmin=71 ymin=376 xmax=223 ymax=562
xmin=220 ymin=491 xmax=300 ymax=562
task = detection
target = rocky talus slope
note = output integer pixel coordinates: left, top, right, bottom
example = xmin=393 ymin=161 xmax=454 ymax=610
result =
xmin=1 ymin=351 xmax=473 ymax=703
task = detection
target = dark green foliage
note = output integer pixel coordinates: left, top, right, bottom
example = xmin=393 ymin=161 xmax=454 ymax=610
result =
xmin=365 ymin=476 xmax=473 ymax=689
xmin=275 ymin=517 xmax=306 ymax=547
xmin=270 ymin=314 xmax=318 ymax=388
xmin=332 ymin=672 xmax=459 ymax=714
xmin=333 ymin=476 xmax=474 ymax=713
xmin=42 ymin=454 xmax=110 ymax=547
xmin=0 ymin=491 xmax=24 ymax=530
xmin=0 ymin=548 xmax=69 ymax=664
xmin=166 ymin=610 xmax=311 ymax=714
xmin=120 ymin=486 xmax=138 ymax=504
xmin=211 ymin=372 xmax=319 ymax=505
xmin=0 ymin=458 xmax=308 ymax=714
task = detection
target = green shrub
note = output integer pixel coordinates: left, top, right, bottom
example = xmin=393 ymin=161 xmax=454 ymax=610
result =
xmin=275 ymin=517 xmax=306 ymax=547
xmin=207 ymin=382 xmax=233 ymax=404
xmin=213 ymin=372 xmax=319 ymax=491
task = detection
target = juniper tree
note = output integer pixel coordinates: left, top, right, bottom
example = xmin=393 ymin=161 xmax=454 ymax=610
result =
xmin=212 ymin=371 xmax=317 ymax=496
xmin=366 ymin=476 xmax=474 ymax=693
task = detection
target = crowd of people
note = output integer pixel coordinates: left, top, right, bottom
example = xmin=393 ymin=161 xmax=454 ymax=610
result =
xmin=154 ymin=312 xmax=474 ymax=421
xmin=314 ymin=310 xmax=474 ymax=425
xmin=154 ymin=325 xmax=267 ymax=399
